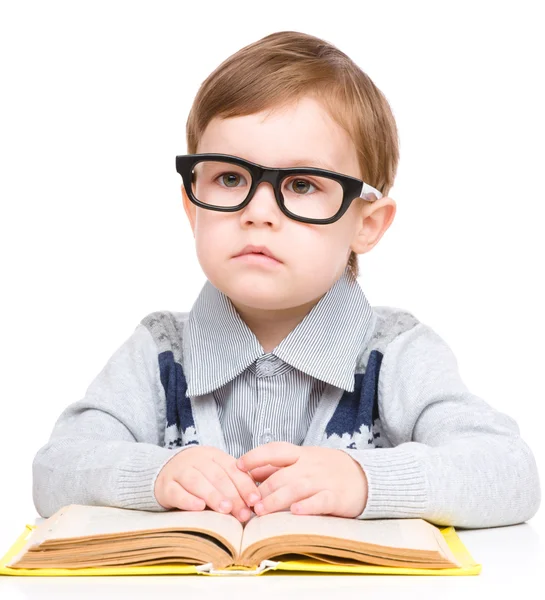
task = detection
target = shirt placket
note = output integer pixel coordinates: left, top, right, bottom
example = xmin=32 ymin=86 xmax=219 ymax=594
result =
xmin=254 ymin=355 xmax=277 ymax=446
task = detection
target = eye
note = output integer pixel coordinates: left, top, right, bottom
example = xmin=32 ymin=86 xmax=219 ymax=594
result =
xmin=216 ymin=172 xmax=248 ymax=188
xmin=285 ymin=177 xmax=318 ymax=195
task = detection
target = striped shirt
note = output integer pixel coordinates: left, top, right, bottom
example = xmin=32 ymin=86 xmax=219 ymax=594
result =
xmin=185 ymin=265 xmax=374 ymax=457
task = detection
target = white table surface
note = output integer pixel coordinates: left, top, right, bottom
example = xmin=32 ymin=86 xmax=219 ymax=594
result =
xmin=1 ymin=513 xmax=543 ymax=600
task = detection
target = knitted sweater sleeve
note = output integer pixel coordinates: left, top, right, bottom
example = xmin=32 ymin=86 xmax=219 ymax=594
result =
xmin=341 ymin=322 xmax=541 ymax=528
xmin=32 ymin=324 xmax=187 ymax=518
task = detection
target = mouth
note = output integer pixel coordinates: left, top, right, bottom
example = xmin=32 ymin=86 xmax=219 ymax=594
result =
xmin=233 ymin=245 xmax=283 ymax=264
xmin=233 ymin=252 xmax=282 ymax=266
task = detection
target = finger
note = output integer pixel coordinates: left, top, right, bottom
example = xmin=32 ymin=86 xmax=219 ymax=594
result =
xmin=237 ymin=442 xmax=300 ymax=472
xmin=254 ymin=476 xmax=316 ymax=516
xmin=249 ymin=465 xmax=281 ymax=482
xmin=255 ymin=464 xmax=296 ymax=499
xmin=162 ymin=480 xmax=207 ymax=511
xmin=291 ymin=490 xmax=336 ymax=516
xmin=195 ymin=461 xmax=251 ymax=521
xmin=176 ymin=466 xmax=233 ymax=515
xmin=215 ymin=457 xmax=262 ymax=510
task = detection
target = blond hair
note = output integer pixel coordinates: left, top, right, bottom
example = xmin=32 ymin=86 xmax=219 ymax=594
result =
xmin=185 ymin=31 xmax=399 ymax=278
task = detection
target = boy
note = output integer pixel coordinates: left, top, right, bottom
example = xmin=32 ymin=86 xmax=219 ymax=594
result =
xmin=33 ymin=31 xmax=540 ymax=528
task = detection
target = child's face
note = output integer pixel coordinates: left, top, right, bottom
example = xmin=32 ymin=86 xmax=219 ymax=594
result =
xmin=182 ymin=94 xmax=394 ymax=313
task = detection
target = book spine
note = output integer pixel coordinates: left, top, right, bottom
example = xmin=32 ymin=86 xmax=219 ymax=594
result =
xmin=195 ymin=560 xmax=279 ymax=576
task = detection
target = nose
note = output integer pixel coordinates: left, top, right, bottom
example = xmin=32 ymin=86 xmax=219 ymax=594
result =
xmin=244 ymin=179 xmax=279 ymax=212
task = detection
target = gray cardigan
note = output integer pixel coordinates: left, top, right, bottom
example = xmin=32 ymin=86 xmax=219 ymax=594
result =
xmin=32 ymin=267 xmax=541 ymax=528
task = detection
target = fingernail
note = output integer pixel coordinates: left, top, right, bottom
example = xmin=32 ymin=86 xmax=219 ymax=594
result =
xmin=248 ymin=493 xmax=260 ymax=505
xmin=236 ymin=459 xmax=245 ymax=470
xmin=254 ymin=502 xmax=264 ymax=515
xmin=219 ymin=500 xmax=231 ymax=512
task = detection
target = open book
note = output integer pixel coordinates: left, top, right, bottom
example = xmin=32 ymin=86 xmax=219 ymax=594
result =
xmin=1 ymin=504 xmax=482 ymax=576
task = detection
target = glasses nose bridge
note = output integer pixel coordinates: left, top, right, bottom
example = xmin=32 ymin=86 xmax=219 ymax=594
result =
xmin=253 ymin=166 xmax=280 ymax=195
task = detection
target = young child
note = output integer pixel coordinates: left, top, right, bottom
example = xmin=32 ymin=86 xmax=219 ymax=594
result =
xmin=32 ymin=30 xmax=540 ymax=528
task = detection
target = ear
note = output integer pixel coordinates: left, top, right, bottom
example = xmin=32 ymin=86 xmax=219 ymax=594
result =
xmin=350 ymin=196 xmax=397 ymax=255
xmin=182 ymin=184 xmax=196 ymax=236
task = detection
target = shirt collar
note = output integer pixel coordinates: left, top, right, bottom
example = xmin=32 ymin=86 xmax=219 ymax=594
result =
xmin=184 ymin=265 xmax=376 ymax=397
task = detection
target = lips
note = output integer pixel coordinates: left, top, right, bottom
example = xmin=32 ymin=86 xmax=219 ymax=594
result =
xmin=235 ymin=245 xmax=281 ymax=262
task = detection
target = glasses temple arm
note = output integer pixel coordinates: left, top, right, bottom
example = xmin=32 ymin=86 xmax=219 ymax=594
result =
xmin=360 ymin=182 xmax=383 ymax=201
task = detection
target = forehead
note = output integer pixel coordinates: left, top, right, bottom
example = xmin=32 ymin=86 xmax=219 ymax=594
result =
xmin=197 ymin=96 xmax=359 ymax=175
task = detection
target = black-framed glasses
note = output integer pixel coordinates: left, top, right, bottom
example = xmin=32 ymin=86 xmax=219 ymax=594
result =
xmin=175 ymin=153 xmax=383 ymax=225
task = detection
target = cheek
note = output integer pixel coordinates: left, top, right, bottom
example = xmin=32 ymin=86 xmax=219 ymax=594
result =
xmin=287 ymin=225 xmax=350 ymax=284
xmin=194 ymin=211 xmax=224 ymax=242
xmin=193 ymin=213 xmax=230 ymax=263
xmin=302 ymin=221 xmax=351 ymax=259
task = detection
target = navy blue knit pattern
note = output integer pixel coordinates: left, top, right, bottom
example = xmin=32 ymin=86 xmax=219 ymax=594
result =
xmin=325 ymin=349 xmax=383 ymax=438
xmin=158 ymin=350 xmax=195 ymax=434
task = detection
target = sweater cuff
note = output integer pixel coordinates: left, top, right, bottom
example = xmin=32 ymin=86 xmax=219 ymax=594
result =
xmin=115 ymin=444 xmax=193 ymax=511
xmin=340 ymin=445 xmax=429 ymax=519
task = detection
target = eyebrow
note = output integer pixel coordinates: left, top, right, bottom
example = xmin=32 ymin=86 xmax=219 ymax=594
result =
xmin=224 ymin=153 xmax=340 ymax=173
xmin=279 ymin=158 xmax=338 ymax=172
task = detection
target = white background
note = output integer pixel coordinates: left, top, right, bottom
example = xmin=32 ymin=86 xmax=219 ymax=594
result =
xmin=1 ymin=0 xmax=544 ymax=569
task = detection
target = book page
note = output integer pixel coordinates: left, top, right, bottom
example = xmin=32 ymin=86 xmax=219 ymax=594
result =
xmin=241 ymin=512 xmax=445 ymax=555
xmin=24 ymin=505 xmax=243 ymax=555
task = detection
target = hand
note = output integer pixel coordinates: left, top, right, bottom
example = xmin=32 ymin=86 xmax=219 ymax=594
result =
xmin=236 ymin=442 xmax=368 ymax=518
xmin=154 ymin=445 xmax=262 ymax=522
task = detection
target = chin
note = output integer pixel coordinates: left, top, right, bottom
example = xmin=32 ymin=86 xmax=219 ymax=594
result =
xmin=228 ymin=284 xmax=287 ymax=308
